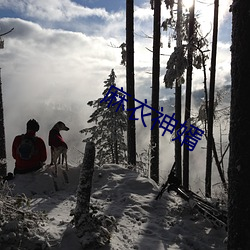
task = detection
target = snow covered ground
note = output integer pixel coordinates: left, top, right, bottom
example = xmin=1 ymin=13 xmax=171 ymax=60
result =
xmin=1 ymin=164 xmax=227 ymax=250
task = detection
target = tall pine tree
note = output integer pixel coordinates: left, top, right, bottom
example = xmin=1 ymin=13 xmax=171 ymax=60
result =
xmin=0 ymin=69 xmax=6 ymax=177
xmin=228 ymin=0 xmax=250 ymax=248
xmin=80 ymin=69 xmax=127 ymax=166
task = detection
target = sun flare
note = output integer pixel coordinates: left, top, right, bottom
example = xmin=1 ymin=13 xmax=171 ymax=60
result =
xmin=183 ymin=0 xmax=194 ymax=9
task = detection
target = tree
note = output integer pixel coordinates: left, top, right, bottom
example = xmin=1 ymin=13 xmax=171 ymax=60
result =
xmin=183 ymin=0 xmax=195 ymax=190
xmin=228 ymin=0 xmax=250 ymax=248
xmin=0 ymin=28 xmax=14 ymax=177
xmin=80 ymin=69 xmax=127 ymax=166
xmin=0 ymin=69 xmax=6 ymax=177
xmin=126 ymin=0 xmax=136 ymax=166
xmin=150 ymin=0 xmax=161 ymax=184
xmin=175 ymin=0 xmax=183 ymax=183
xmin=205 ymin=0 xmax=219 ymax=198
xmin=163 ymin=1 xmax=210 ymax=188
xmin=74 ymin=142 xmax=116 ymax=248
xmin=163 ymin=0 xmax=183 ymax=182
xmin=75 ymin=142 xmax=96 ymax=226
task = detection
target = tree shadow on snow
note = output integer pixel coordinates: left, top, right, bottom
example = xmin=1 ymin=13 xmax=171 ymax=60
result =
xmin=135 ymin=189 xmax=227 ymax=250
xmin=91 ymin=164 xmax=227 ymax=250
xmin=91 ymin=164 xmax=173 ymax=250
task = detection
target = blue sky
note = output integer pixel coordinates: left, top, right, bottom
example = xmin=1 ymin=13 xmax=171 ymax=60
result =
xmin=0 ymin=0 xmax=232 ymax=176
xmin=0 ymin=0 xmax=151 ymax=35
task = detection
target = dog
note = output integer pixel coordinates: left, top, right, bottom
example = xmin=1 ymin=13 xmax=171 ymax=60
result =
xmin=48 ymin=121 xmax=69 ymax=176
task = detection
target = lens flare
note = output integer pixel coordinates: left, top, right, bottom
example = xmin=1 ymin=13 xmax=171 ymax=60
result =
xmin=183 ymin=0 xmax=194 ymax=9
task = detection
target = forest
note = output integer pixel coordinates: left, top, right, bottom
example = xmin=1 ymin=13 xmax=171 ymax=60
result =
xmin=0 ymin=0 xmax=249 ymax=249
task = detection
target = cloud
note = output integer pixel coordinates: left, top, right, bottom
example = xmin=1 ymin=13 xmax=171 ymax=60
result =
xmin=0 ymin=0 xmax=110 ymax=21
xmin=0 ymin=17 xmax=127 ymax=170
xmin=194 ymin=0 xmax=232 ymax=39
xmin=134 ymin=4 xmax=153 ymax=21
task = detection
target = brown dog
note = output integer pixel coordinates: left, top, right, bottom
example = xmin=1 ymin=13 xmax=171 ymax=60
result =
xmin=48 ymin=121 xmax=69 ymax=176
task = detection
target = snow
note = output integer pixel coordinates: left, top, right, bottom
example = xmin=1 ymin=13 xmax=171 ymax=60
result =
xmin=2 ymin=164 xmax=227 ymax=250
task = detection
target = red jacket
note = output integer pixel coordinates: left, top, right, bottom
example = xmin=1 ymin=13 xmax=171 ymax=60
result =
xmin=12 ymin=131 xmax=47 ymax=171
xmin=48 ymin=128 xmax=68 ymax=149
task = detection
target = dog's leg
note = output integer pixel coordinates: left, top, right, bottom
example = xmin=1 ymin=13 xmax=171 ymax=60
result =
xmin=53 ymin=149 xmax=60 ymax=177
xmin=61 ymin=150 xmax=69 ymax=183
xmin=50 ymin=147 xmax=54 ymax=165
xmin=61 ymin=152 xmax=65 ymax=166
xmin=65 ymin=152 xmax=68 ymax=171
xmin=57 ymin=153 xmax=61 ymax=164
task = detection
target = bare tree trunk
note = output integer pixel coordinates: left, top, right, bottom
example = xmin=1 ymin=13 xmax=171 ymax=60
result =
xmin=74 ymin=142 xmax=116 ymax=248
xmin=175 ymin=0 xmax=183 ymax=183
xmin=74 ymin=142 xmax=95 ymax=226
xmin=205 ymin=0 xmax=219 ymax=198
xmin=228 ymin=0 xmax=250 ymax=248
xmin=150 ymin=0 xmax=161 ymax=184
xmin=126 ymin=0 xmax=136 ymax=166
xmin=0 ymin=69 xmax=7 ymax=177
xmin=211 ymin=136 xmax=227 ymax=191
xmin=0 ymin=30 xmax=13 ymax=178
xmin=183 ymin=0 xmax=195 ymax=190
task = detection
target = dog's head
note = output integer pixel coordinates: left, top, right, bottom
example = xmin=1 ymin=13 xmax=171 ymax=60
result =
xmin=53 ymin=121 xmax=69 ymax=131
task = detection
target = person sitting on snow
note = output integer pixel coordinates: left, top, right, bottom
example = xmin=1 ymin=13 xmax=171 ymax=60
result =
xmin=12 ymin=119 xmax=47 ymax=174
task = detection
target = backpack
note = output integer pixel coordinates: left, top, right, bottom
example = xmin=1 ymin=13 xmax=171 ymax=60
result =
xmin=17 ymin=135 xmax=37 ymax=160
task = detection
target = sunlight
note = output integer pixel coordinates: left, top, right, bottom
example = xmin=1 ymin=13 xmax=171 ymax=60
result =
xmin=183 ymin=0 xmax=194 ymax=9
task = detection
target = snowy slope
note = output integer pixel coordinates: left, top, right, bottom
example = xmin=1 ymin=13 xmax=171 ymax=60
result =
xmin=2 ymin=164 xmax=227 ymax=250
